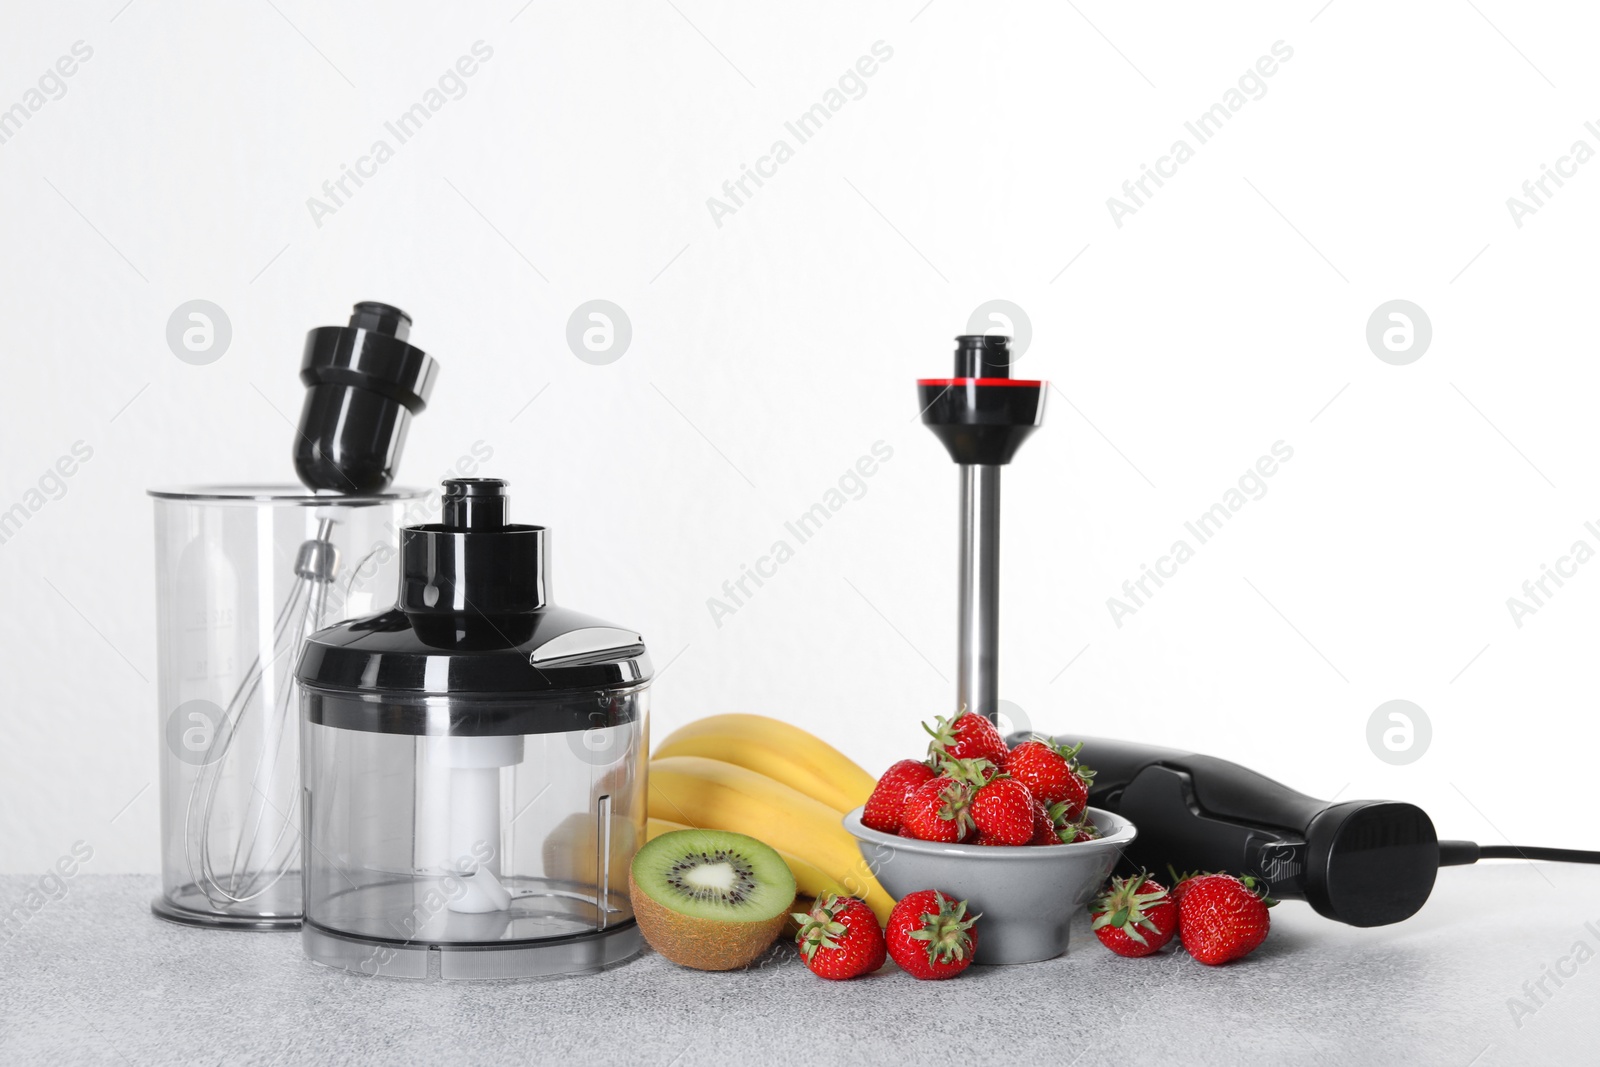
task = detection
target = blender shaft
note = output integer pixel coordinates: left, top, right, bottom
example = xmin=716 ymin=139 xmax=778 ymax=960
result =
xmin=957 ymin=464 xmax=1001 ymax=721
xmin=918 ymin=333 xmax=1044 ymax=725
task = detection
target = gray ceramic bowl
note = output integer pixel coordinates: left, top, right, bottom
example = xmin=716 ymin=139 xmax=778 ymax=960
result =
xmin=843 ymin=805 xmax=1136 ymax=965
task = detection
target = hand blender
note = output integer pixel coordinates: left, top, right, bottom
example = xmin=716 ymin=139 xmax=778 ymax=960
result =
xmin=914 ymin=335 xmax=1600 ymax=926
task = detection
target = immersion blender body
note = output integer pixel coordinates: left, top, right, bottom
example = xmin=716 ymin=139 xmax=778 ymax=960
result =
xmin=918 ymin=338 xmax=1492 ymax=933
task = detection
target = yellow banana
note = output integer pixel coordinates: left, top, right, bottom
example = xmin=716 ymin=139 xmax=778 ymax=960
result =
xmin=647 ymin=755 xmax=893 ymax=921
xmin=652 ymin=714 xmax=876 ymax=813
xmin=646 ymin=818 xmax=891 ymax=923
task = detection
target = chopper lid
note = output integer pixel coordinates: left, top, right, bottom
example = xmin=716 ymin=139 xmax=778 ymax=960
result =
xmin=295 ymin=477 xmax=651 ymax=698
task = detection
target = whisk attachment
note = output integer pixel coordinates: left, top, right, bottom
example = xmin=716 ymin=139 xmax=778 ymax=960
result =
xmin=184 ymin=517 xmax=339 ymax=909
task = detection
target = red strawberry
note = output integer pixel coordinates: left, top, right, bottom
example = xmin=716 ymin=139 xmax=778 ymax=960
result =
xmin=862 ymin=759 xmax=937 ymax=834
xmin=924 ymin=712 xmax=1009 ymax=768
xmin=969 ymin=776 xmax=1035 ymax=846
xmin=1166 ymin=867 xmax=1259 ymax=905
xmin=1090 ymin=873 xmax=1177 ymax=958
xmin=1003 ymin=737 xmax=1094 ymax=818
xmin=1030 ymin=802 xmax=1056 ymax=845
xmin=885 ymin=890 xmax=979 ymax=980
xmin=1033 ymin=801 xmax=1100 ymax=844
xmin=900 ymin=775 xmax=975 ymax=843
xmin=1063 ymin=812 xmax=1100 ymax=843
xmin=794 ymin=894 xmax=886 ymax=980
xmin=1176 ymin=874 xmax=1272 ymax=965
xmin=1167 ymin=867 xmax=1202 ymax=905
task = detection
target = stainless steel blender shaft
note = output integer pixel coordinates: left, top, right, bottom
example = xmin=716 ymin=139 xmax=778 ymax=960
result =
xmin=918 ymin=333 xmax=1045 ymax=726
xmin=957 ymin=465 xmax=1001 ymax=719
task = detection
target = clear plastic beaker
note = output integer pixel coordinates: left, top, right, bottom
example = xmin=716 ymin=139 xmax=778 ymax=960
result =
xmin=150 ymin=485 xmax=424 ymax=928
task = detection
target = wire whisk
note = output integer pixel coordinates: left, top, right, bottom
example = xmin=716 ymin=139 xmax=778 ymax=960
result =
xmin=184 ymin=517 xmax=339 ymax=909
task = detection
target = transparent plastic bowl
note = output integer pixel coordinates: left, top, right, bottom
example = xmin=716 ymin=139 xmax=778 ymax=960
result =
xmin=299 ymin=686 xmax=648 ymax=980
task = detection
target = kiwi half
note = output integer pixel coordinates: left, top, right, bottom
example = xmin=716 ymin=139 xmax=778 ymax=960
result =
xmin=629 ymin=828 xmax=797 ymax=970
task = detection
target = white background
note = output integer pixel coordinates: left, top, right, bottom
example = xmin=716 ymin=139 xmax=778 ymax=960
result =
xmin=2 ymin=0 xmax=1597 ymax=874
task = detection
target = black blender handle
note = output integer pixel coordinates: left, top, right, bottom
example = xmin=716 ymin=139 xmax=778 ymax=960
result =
xmin=1042 ymin=734 xmax=1442 ymax=927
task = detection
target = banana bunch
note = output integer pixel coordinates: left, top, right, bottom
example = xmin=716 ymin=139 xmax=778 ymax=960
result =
xmin=649 ymin=715 xmax=892 ymax=922
xmin=652 ymin=714 xmax=876 ymax=812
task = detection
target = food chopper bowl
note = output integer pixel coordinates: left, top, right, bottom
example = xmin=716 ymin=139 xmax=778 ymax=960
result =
xmin=299 ymin=685 xmax=649 ymax=980
xmin=148 ymin=485 xmax=422 ymax=929
xmin=296 ymin=477 xmax=653 ymax=980
xmin=843 ymin=806 xmax=1136 ymax=965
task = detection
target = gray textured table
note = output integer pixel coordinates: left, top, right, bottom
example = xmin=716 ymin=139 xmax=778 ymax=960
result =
xmin=2 ymin=869 xmax=1596 ymax=1065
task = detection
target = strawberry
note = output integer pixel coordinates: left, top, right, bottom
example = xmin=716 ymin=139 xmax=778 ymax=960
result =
xmin=1167 ymin=866 xmax=1202 ymax=905
xmin=1166 ymin=867 xmax=1264 ymax=906
xmin=1030 ymin=801 xmax=1057 ymax=845
xmin=794 ymin=894 xmax=886 ymax=980
xmin=1003 ymin=737 xmax=1094 ymax=818
xmin=969 ymin=776 xmax=1035 ymax=846
xmin=924 ymin=711 xmax=1009 ymax=768
xmin=1176 ymin=874 xmax=1272 ymax=965
xmin=1062 ymin=811 xmax=1100 ymax=843
xmin=900 ymin=774 xmax=975 ymax=842
xmin=1033 ymin=801 xmax=1100 ymax=844
xmin=885 ymin=890 xmax=979 ymax=980
xmin=862 ymin=759 xmax=937 ymax=834
xmin=1090 ymin=873 xmax=1177 ymax=958
xmin=938 ymin=754 xmax=1001 ymax=785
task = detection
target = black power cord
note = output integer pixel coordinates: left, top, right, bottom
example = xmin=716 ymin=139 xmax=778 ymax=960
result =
xmin=1438 ymin=840 xmax=1600 ymax=867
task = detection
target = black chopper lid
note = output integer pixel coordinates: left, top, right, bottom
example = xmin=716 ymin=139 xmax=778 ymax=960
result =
xmin=295 ymin=478 xmax=651 ymax=710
